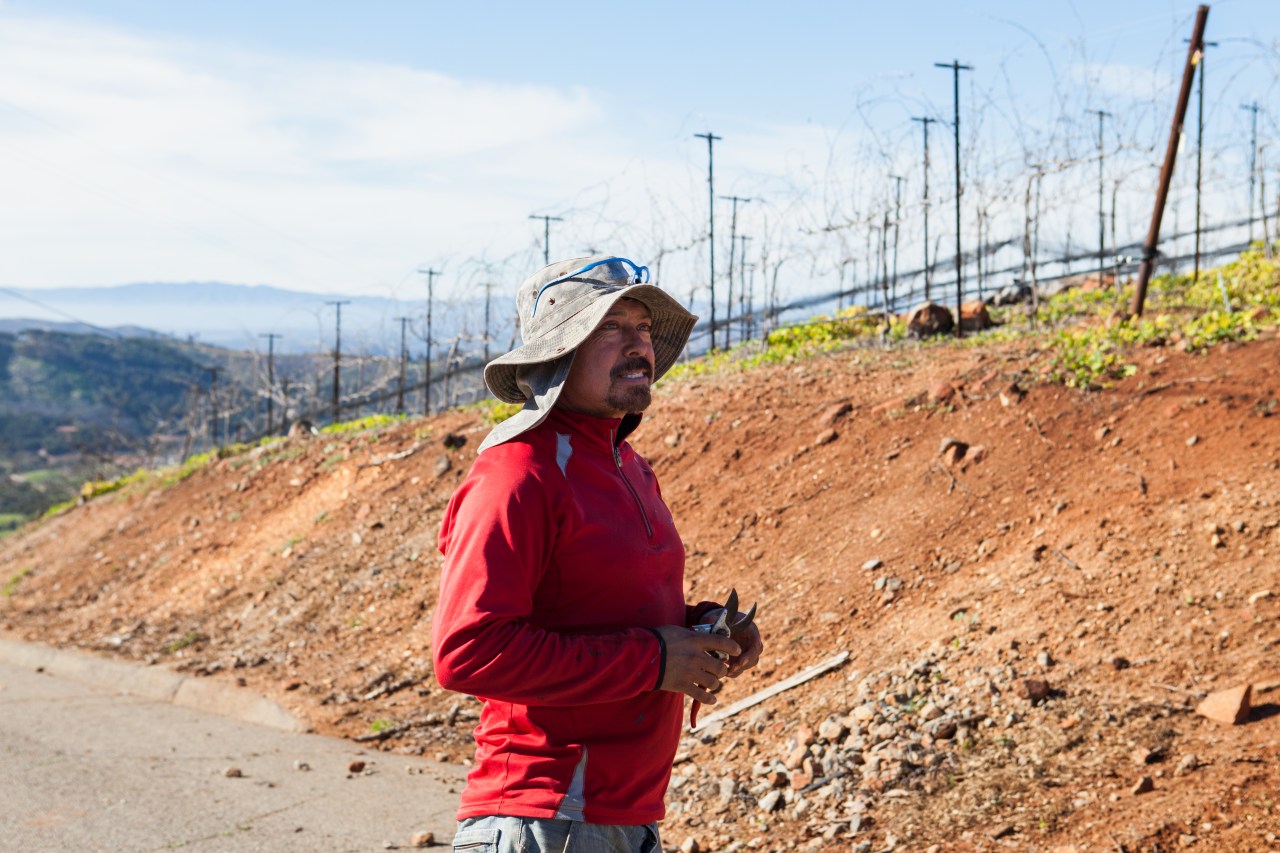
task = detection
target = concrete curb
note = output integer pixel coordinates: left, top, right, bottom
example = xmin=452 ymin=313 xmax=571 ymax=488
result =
xmin=0 ymin=636 xmax=306 ymax=732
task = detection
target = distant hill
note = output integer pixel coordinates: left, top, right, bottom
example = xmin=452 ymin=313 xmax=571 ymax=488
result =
xmin=0 ymin=329 xmax=214 ymax=526
xmin=0 ymin=324 xmax=487 ymax=529
xmin=0 ymin=319 xmax=167 ymax=339
xmin=0 ymin=330 xmax=202 ymax=452
xmin=0 ymin=281 xmax=486 ymax=355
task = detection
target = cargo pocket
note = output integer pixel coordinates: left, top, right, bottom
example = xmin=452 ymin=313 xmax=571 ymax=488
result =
xmin=451 ymin=826 xmax=499 ymax=852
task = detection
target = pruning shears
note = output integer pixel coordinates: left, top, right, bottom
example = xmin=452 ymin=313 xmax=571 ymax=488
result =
xmin=688 ymin=588 xmax=757 ymax=729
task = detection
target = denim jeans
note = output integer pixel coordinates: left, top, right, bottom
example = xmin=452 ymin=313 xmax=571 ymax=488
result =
xmin=451 ymin=815 xmax=661 ymax=853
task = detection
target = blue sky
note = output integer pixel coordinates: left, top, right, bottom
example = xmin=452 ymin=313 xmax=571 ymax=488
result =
xmin=0 ymin=0 xmax=1275 ymax=317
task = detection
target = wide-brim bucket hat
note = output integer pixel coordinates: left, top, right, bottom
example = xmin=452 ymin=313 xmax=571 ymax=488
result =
xmin=484 ymin=255 xmax=696 ymax=403
xmin=477 ymin=255 xmax=697 ymax=453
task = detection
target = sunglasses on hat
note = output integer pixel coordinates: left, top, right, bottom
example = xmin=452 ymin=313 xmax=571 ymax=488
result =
xmin=530 ymin=257 xmax=650 ymax=319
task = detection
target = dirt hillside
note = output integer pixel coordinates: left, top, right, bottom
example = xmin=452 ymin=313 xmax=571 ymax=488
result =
xmin=3 ymin=325 xmax=1279 ymax=852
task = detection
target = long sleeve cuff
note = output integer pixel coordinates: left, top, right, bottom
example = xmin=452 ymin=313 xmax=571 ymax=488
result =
xmin=644 ymin=627 xmax=667 ymax=691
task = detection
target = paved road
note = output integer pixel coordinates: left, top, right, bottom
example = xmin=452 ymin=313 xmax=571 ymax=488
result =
xmin=0 ymin=657 xmax=465 ymax=852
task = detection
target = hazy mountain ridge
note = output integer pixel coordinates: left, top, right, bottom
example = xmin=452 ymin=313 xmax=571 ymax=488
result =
xmin=0 ymin=282 xmax=472 ymax=355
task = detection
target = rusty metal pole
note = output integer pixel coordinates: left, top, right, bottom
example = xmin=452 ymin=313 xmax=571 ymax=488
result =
xmin=1130 ymin=4 xmax=1209 ymax=318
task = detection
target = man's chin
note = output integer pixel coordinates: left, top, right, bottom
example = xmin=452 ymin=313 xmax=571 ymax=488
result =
xmin=607 ymin=386 xmax=652 ymax=414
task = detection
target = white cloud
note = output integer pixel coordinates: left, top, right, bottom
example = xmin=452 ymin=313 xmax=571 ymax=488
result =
xmin=0 ymin=10 xmax=900 ymax=315
xmin=0 ymin=12 xmax=639 ymax=293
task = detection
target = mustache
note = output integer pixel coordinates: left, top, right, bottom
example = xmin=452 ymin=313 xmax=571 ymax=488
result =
xmin=612 ymin=357 xmax=652 ymax=378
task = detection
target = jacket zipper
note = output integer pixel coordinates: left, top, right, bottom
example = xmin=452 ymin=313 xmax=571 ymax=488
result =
xmin=611 ymin=429 xmax=653 ymax=538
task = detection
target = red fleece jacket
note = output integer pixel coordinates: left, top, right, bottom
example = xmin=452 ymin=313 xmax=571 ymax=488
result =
xmin=433 ymin=407 xmax=707 ymax=825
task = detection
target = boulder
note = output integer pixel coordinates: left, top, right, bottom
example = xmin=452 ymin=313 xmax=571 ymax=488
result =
xmin=938 ymin=436 xmax=968 ymax=466
xmin=959 ymin=299 xmax=993 ymax=332
xmin=1195 ymin=684 xmax=1252 ymax=725
xmin=814 ymin=428 xmax=838 ymax=447
xmin=1014 ymin=678 xmax=1050 ymax=703
xmin=819 ymin=401 xmax=853 ymax=427
xmin=905 ymin=301 xmax=954 ymax=338
xmin=929 ymin=381 xmax=957 ymax=403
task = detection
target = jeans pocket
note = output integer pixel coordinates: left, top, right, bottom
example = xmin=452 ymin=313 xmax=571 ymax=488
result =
xmin=640 ymin=823 xmax=662 ymax=853
xmin=452 ymin=826 xmax=500 ymax=852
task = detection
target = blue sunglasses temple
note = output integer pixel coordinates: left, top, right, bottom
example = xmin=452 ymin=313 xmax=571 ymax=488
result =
xmin=529 ymin=257 xmax=650 ymax=318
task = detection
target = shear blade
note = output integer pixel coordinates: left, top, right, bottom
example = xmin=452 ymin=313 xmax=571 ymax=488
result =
xmin=731 ymin=601 xmax=757 ymax=638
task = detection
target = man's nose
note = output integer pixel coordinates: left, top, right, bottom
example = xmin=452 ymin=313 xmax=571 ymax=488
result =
xmin=623 ymin=326 xmax=654 ymax=359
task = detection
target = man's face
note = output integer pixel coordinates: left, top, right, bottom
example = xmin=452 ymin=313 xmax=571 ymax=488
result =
xmin=558 ymin=298 xmax=655 ymax=418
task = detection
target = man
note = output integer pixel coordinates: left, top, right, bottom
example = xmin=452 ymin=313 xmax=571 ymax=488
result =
xmin=433 ymin=255 xmax=763 ymax=852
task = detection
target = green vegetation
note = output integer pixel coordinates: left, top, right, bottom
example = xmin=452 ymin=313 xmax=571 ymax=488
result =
xmin=2 ymin=566 xmax=32 ymax=596
xmin=164 ymin=630 xmax=203 ymax=653
xmin=671 ymin=249 xmax=1278 ymax=393
xmin=368 ymin=718 xmax=395 ymax=734
xmin=41 ymin=497 xmax=77 ymax=518
xmin=469 ymin=397 xmax=524 ymax=425
xmin=80 ymin=468 xmax=152 ymax=501
xmin=1025 ymin=247 xmax=1278 ymax=388
xmin=0 ymin=513 xmax=28 ymax=535
xmin=49 ymin=435 xmax=290 ymax=520
xmin=166 ymin=445 xmax=240 ymax=486
xmin=670 ymin=306 xmax=890 ymax=382
xmin=319 ymin=452 xmax=346 ymax=471
xmin=39 ymin=450 xmax=223 ymax=520
xmin=256 ymin=442 xmax=300 ymax=467
xmin=320 ymin=413 xmax=405 ymax=435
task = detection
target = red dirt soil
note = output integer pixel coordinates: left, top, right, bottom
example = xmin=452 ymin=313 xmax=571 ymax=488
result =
xmin=3 ymin=328 xmax=1279 ymax=852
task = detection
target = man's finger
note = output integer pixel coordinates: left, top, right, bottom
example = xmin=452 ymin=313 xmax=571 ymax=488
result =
xmin=699 ymin=636 xmax=741 ymax=658
xmin=728 ymin=653 xmax=760 ymax=677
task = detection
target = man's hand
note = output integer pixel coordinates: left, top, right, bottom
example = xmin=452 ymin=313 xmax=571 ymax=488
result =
xmin=696 ymin=608 xmax=764 ymax=678
xmin=653 ymin=625 xmax=738 ymax=704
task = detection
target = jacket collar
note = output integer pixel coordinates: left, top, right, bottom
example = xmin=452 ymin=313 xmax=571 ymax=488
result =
xmin=546 ymin=407 xmax=643 ymax=449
